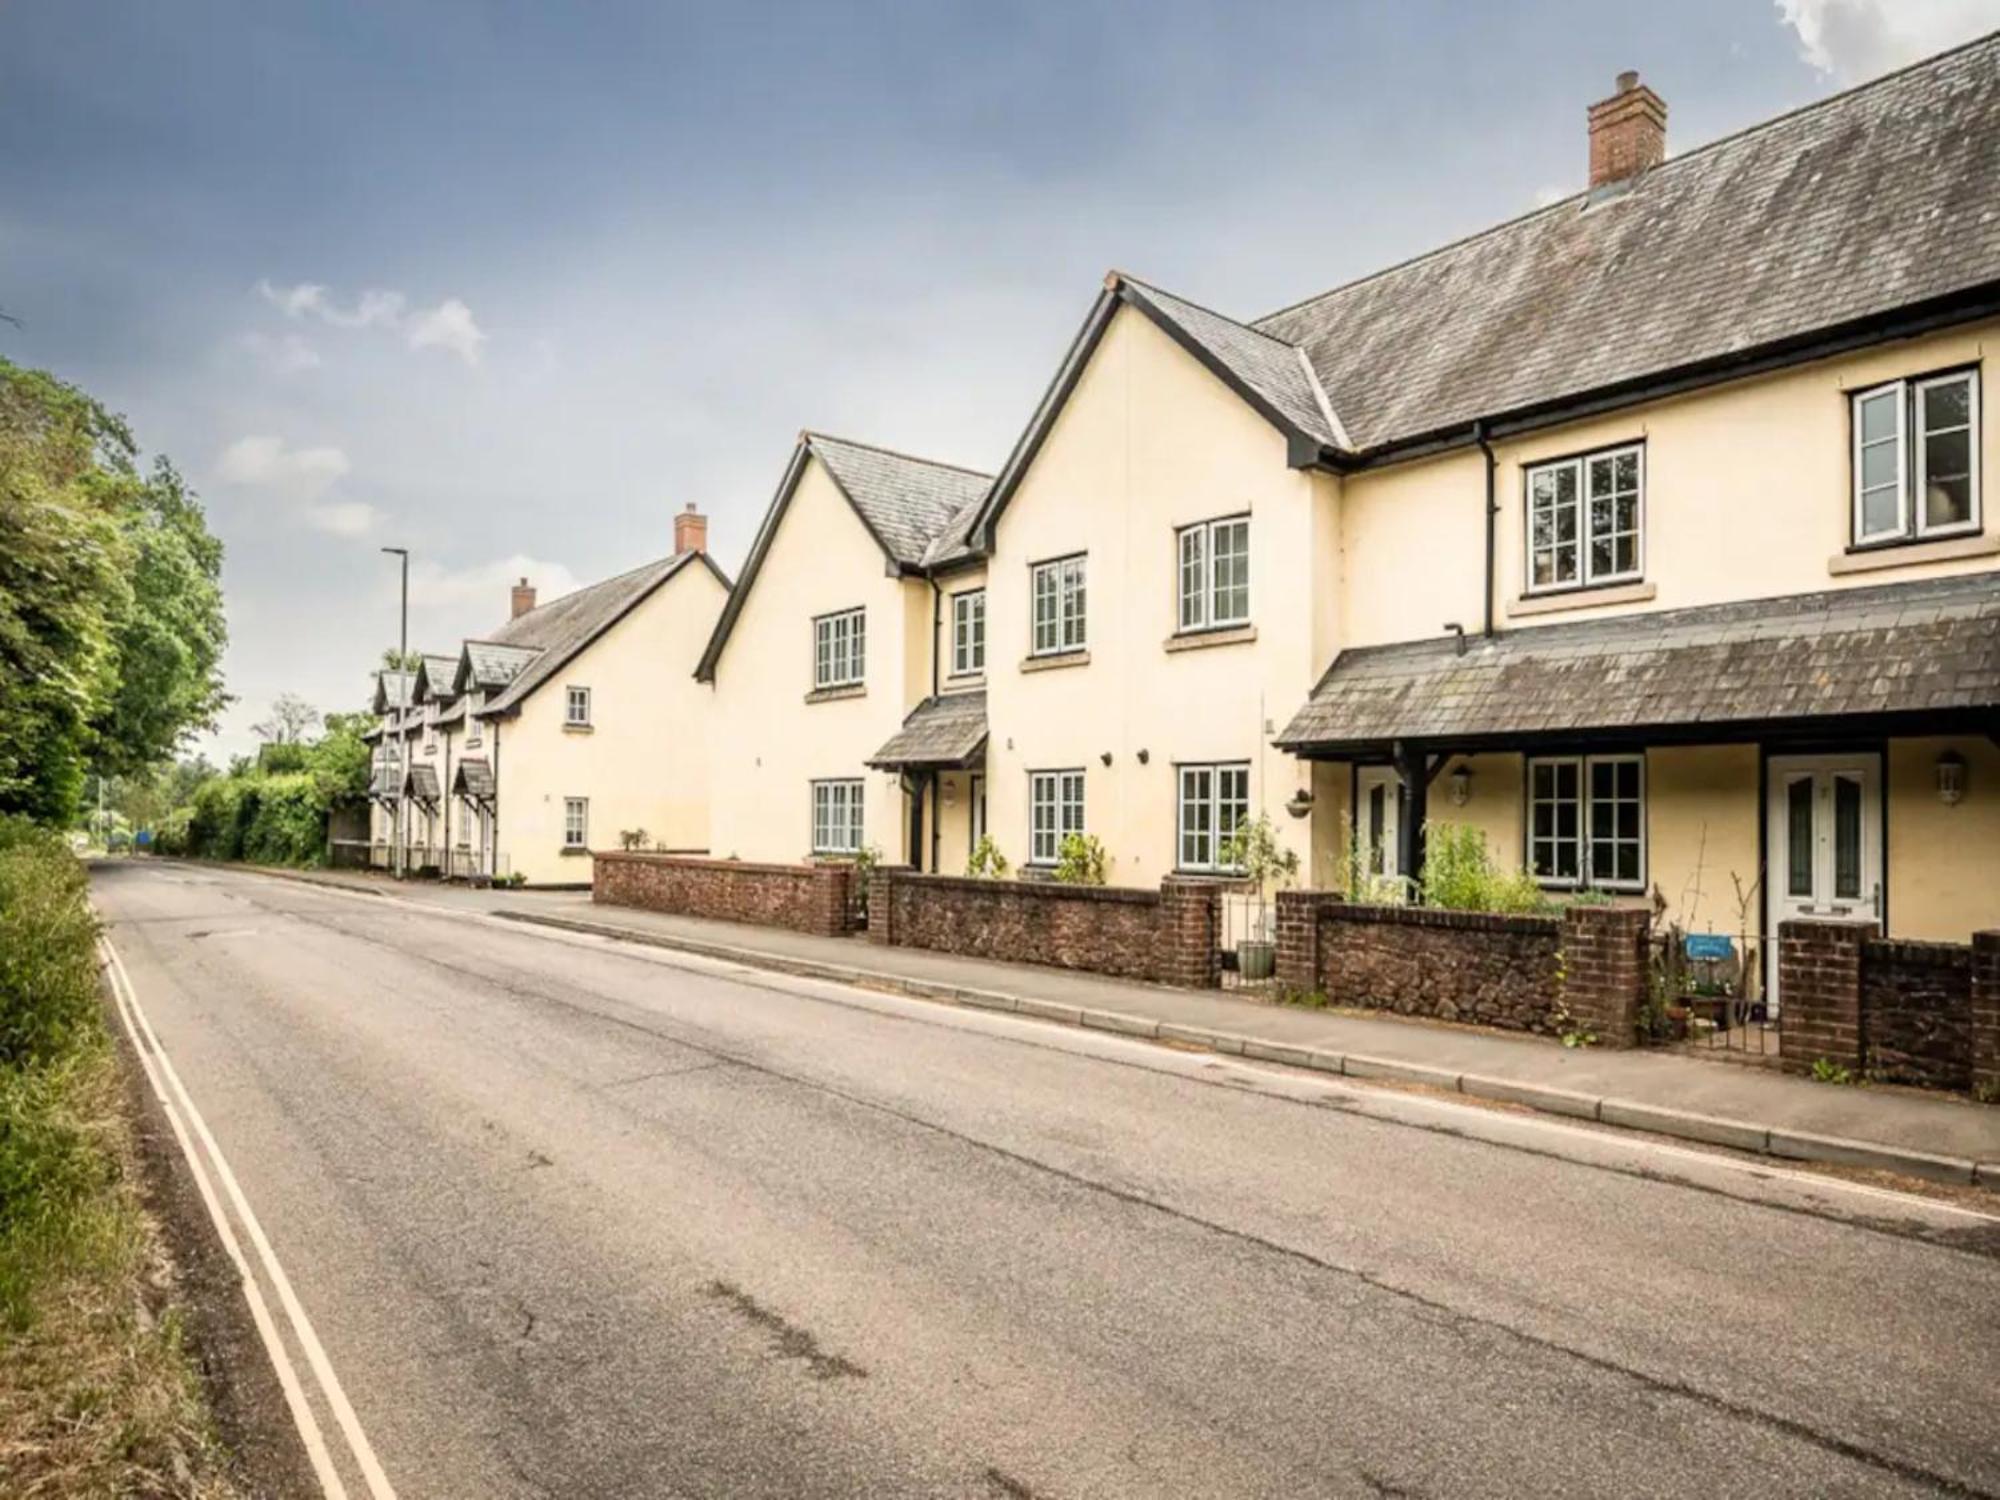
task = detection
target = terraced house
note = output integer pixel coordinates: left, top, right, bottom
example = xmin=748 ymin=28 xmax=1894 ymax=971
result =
xmin=369 ymin=507 xmax=729 ymax=885
xmin=696 ymin=40 xmax=1998 ymax=1001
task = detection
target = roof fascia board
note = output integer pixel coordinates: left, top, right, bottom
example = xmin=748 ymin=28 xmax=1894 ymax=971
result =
xmin=1347 ymin=279 xmax=2000 ymax=471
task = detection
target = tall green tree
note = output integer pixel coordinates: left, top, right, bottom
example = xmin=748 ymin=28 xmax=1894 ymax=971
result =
xmin=0 ymin=359 xmax=227 ymax=823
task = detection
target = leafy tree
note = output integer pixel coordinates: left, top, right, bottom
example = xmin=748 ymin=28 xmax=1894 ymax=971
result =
xmin=251 ymin=692 xmax=319 ymax=745
xmin=379 ymin=648 xmax=422 ymax=672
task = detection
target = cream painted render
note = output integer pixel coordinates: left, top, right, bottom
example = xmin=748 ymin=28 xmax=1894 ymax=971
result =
xmin=705 ymin=452 xmax=927 ymax=864
xmin=980 ymin=304 xmax=1337 ymax=885
xmin=492 ymin=561 xmax=727 ymax=886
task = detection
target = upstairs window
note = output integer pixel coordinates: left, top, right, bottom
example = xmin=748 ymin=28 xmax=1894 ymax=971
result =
xmin=1031 ymin=555 xmax=1087 ymax=655
xmin=951 ymin=589 xmax=985 ymax=676
xmin=1526 ymin=444 xmax=1643 ymax=593
xmin=1852 ymin=369 xmax=1980 ymax=545
xmin=1177 ymin=517 xmax=1251 ymax=632
xmin=811 ymin=779 xmax=864 ymax=855
xmin=565 ymin=685 xmax=591 ymax=726
xmin=814 ymin=608 xmax=866 ymax=689
xmin=1028 ymin=769 xmax=1086 ymax=864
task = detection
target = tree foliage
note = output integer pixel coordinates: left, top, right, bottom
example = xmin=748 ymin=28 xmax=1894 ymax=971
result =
xmin=0 ymin=359 xmax=227 ymax=823
xmin=149 ymin=708 xmax=372 ymax=867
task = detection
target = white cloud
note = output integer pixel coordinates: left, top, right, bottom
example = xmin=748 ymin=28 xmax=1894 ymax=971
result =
xmin=254 ymin=279 xmax=485 ymax=362
xmin=240 ymin=330 xmax=322 ymax=373
xmin=305 ymin=500 xmax=379 ymax=537
xmin=214 ymin=434 xmax=351 ymax=499
xmin=406 ymin=297 xmax=487 ymax=364
xmin=1775 ymin=0 xmax=2000 ymax=83
xmin=409 ymin=554 xmax=581 ymax=611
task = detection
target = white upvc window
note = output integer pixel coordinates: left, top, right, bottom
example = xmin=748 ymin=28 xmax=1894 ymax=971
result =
xmin=810 ymin=779 xmax=864 ymax=855
xmin=951 ymin=589 xmax=986 ymax=676
xmin=1176 ymin=516 xmax=1251 ymax=632
xmin=1030 ymin=555 xmax=1087 ymax=656
xmin=1852 ymin=370 xmax=1980 ymax=544
xmin=1526 ymin=444 xmax=1643 ymax=593
xmin=1028 ymin=769 xmax=1086 ymax=865
xmin=1177 ymin=762 xmax=1251 ymax=872
xmin=1527 ymin=754 xmax=1644 ymax=891
xmin=563 ymin=797 xmax=588 ymax=850
xmin=814 ymin=608 xmax=866 ymax=689
xmin=565 ymin=685 xmax=591 ymax=726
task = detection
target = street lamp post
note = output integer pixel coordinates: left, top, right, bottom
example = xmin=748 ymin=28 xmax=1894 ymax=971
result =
xmin=382 ymin=546 xmax=409 ymax=879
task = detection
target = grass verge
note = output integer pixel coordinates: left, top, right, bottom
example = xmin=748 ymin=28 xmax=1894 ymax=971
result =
xmin=0 ymin=815 xmax=240 ymax=1498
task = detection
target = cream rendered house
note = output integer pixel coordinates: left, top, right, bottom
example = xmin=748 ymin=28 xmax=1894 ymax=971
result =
xmin=695 ymin=42 xmax=1999 ymax=993
xmin=697 ymin=432 xmax=993 ymax=870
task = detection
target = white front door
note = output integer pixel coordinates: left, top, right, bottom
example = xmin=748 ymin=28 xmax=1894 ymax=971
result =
xmin=1356 ymin=767 xmax=1402 ymax=881
xmin=1765 ymin=755 xmax=1882 ymax=1011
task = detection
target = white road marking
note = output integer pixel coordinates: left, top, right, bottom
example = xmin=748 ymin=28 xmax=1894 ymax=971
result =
xmin=101 ymin=935 xmax=399 ymax=1500
xmin=244 ymin=869 xmax=2000 ymax=1233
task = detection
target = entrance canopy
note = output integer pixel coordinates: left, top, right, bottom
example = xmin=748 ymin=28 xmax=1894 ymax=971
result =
xmin=1275 ymin=575 xmax=1999 ymax=758
xmin=867 ymin=690 xmax=989 ymax=771
xmin=452 ymin=757 xmax=495 ymax=803
xmin=402 ymin=764 xmax=442 ymax=807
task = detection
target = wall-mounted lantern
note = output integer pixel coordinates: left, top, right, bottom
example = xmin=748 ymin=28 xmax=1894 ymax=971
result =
xmin=1449 ymin=763 xmax=1473 ymax=807
xmin=1100 ymin=751 xmax=1113 ymax=766
xmin=1937 ymin=749 xmax=1967 ymax=805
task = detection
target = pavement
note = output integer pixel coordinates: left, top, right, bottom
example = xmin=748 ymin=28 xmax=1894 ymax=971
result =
xmin=92 ymin=858 xmax=2000 ymax=1498
xmin=259 ymin=861 xmax=2000 ymax=1184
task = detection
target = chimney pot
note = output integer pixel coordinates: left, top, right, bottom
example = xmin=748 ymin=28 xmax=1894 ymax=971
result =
xmin=510 ymin=578 xmax=537 ymax=619
xmin=1588 ymin=70 xmax=1666 ymax=189
xmin=673 ymin=504 xmax=708 ymax=557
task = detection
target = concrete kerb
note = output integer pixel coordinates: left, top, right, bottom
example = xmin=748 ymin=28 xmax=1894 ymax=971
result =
xmin=200 ymin=886 xmax=1985 ymax=1193
xmin=482 ymin=908 xmax=1988 ymax=1189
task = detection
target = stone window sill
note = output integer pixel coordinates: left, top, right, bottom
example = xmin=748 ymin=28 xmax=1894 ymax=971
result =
xmin=945 ymin=670 xmax=987 ymax=688
xmin=1164 ymin=624 xmax=1258 ymax=653
xmin=1827 ymin=532 xmax=1999 ymax=575
xmin=559 ymin=846 xmax=590 ymax=857
xmin=1020 ymin=650 xmax=1090 ymax=674
xmin=562 ymin=722 xmax=594 ymax=734
xmin=805 ymin=683 xmax=866 ymax=704
xmin=1508 ymin=580 xmax=1657 ymax=618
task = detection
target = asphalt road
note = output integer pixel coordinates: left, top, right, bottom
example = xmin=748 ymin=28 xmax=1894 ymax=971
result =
xmin=92 ymin=860 xmax=2000 ymax=1499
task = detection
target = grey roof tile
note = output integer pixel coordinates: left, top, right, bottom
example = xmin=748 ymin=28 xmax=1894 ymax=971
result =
xmin=808 ymin=433 xmax=993 ymax=569
xmin=1276 ymin=574 xmax=2000 ymax=748
xmin=866 ymin=690 xmax=989 ymax=769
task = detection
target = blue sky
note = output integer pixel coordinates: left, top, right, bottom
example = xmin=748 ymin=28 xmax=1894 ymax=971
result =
xmin=3 ymin=0 xmax=1996 ymax=759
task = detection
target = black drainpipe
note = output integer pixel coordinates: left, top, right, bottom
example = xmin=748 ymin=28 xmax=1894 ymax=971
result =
xmin=1475 ymin=419 xmax=1498 ymax=637
xmin=929 ymin=577 xmax=942 ymax=699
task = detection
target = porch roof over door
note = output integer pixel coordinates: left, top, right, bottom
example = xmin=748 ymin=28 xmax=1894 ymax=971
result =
xmin=866 ymin=690 xmax=988 ymax=770
xmin=1275 ymin=574 xmax=2000 ymax=757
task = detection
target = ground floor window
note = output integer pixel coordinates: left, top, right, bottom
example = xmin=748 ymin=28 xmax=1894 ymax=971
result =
xmin=1177 ymin=762 xmax=1250 ymax=871
xmin=1028 ymin=770 xmax=1085 ymax=864
xmin=811 ymin=779 xmax=864 ymax=855
xmin=563 ymin=797 xmax=588 ymax=849
xmin=1527 ymin=754 xmax=1644 ymax=890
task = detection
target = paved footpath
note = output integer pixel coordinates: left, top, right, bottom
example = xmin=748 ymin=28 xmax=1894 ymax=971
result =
xmin=263 ymin=863 xmax=2000 ymax=1182
xmin=90 ymin=860 xmax=2000 ymax=1496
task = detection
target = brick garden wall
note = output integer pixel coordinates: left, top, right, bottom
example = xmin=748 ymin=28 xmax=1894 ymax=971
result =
xmin=1275 ymin=895 xmax=1649 ymax=1044
xmin=593 ymin=852 xmax=853 ymax=937
xmin=868 ymin=871 xmax=1218 ymax=988
xmin=1781 ymin=922 xmax=2000 ymax=1094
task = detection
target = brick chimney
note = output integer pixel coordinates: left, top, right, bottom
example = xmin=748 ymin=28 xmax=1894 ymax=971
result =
xmin=1588 ymin=70 xmax=1666 ymax=188
xmin=510 ymin=577 xmax=536 ymax=619
xmin=673 ymin=503 xmax=708 ymax=557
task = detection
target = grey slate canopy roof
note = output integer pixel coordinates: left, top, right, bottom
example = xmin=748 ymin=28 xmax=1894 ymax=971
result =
xmin=402 ymin=764 xmax=442 ymax=804
xmin=459 ymin=640 xmax=542 ymax=695
xmin=452 ymin=758 xmax=495 ymax=801
xmin=808 ymin=432 xmax=994 ymax=569
xmin=475 ymin=549 xmax=723 ymax=717
xmin=1254 ymin=33 xmax=2000 ymax=453
xmin=368 ymin=765 xmax=400 ymax=802
xmin=413 ymin=655 xmax=460 ymax=704
xmin=866 ymin=690 xmax=989 ymax=769
xmin=371 ymin=670 xmax=415 ymax=714
xmin=1276 ymin=575 xmax=2000 ymax=751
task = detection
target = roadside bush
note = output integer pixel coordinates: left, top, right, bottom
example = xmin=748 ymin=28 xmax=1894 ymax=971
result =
xmin=1053 ymin=832 xmax=1108 ymax=886
xmin=965 ymin=835 xmax=1010 ymax=879
xmin=0 ymin=816 xmax=100 ymax=1071
xmin=1418 ymin=823 xmax=1550 ymax=915
xmin=240 ymin=772 xmax=324 ymax=866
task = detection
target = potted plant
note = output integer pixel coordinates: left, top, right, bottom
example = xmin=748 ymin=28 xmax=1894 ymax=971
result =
xmin=1223 ymin=813 xmax=1300 ymax=982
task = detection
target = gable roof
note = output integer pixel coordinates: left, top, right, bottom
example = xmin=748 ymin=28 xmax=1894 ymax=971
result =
xmin=412 ymin=654 xmax=461 ymax=705
xmin=1276 ymin=573 xmax=2000 ymax=753
xmin=474 ymin=548 xmax=729 ymax=717
xmin=1258 ymin=32 xmax=2000 ymax=455
xmin=371 ymin=669 xmax=416 ymax=714
xmin=695 ymin=432 xmax=992 ymax=683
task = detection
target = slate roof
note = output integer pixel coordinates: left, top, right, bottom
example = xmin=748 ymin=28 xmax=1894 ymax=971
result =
xmin=1275 ymin=574 xmax=2000 ymax=751
xmin=1253 ymin=34 xmax=2000 ymax=453
xmin=453 ymin=758 xmax=495 ymax=801
xmin=368 ymin=766 xmax=400 ymax=802
xmin=460 ymin=641 xmax=542 ymax=695
xmin=866 ymin=690 xmax=989 ymax=769
xmin=371 ymin=670 xmax=415 ymax=714
xmin=435 ymin=698 xmax=467 ymax=727
xmin=809 ymin=433 xmax=994 ymax=568
xmin=477 ymin=550 xmax=721 ymax=716
xmin=414 ymin=655 xmax=460 ymax=704
xmin=403 ymin=764 xmax=442 ymax=804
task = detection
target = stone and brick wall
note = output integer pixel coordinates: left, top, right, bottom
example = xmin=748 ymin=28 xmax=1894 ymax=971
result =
xmin=593 ymin=852 xmax=853 ymax=937
xmin=868 ymin=870 xmax=1219 ymax=988
xmin=1274 ymin=895 xmax=1650 ymax=1045
xmin=1781 ymin=921 xmax=2000 ymax=1094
